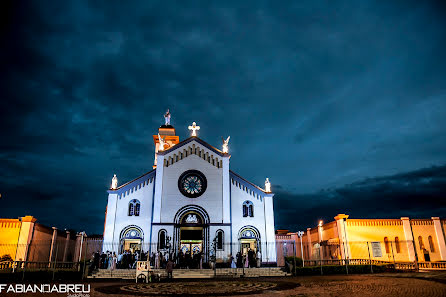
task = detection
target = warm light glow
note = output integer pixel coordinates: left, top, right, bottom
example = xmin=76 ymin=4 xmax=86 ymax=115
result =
xmin=188 ymin=122 xmax=200 ymax=136
xmin=265 ymin=178 xmax=271 ymax=192
xmin=111 ymin=174 xmax=118 ymax=190
xmin=222 ymin=136 xmax=230 ymax=153
xmin=158 ymin=133 xmax=166 ymax=151
xmin=318 ymin=220 xmax=323 ymax=227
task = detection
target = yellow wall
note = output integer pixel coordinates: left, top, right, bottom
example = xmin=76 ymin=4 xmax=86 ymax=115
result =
xmin=0 ymin=219 xmax=22 ymax=259
xmin=300 ymin=215 xmax=445 ymax=262
xmin=411 ymin=220 xmax=440 ymax=262
xmin=345 ymin=219 xmax=409 ymax=262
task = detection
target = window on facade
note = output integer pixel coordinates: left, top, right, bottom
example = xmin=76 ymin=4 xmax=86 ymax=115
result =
xmin=384 ymin=237 xmax=390 ymax=254
xmin=159 ymin=230 xmax=166 ymax=250
xmin=395 ymin=237 xmax=401 ymax=253
xmin=216 ymin=230 xmax=224 ymax=250
xmin=418 ymin=236 xmax=425 ymax=250
xmin=135 ymin=203 xmax=140 ymax=216
xmin=428 ymin=236 xmax=435 ymax=252
xmin=128 ymin=199 xmax=140 ymax=216
xmin=243 ymin=201 xmax=254 ymax=217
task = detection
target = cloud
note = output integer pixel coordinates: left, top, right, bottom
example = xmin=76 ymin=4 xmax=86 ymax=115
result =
xmin=274 ymin=165 xmax=446 ymax=231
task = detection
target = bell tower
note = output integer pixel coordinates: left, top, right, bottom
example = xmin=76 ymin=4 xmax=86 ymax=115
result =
xmin=153 ymin=109 xmax=179 ymax=168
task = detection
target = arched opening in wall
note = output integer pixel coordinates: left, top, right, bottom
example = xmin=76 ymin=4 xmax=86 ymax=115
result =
xmin=418 ymin=236 xmax=430 ymax=262
xmin=395 ymin=237 xmax=401 ymax=253
xmin=238 ymin=226 xmax=261 ymax=263
xmin=428 ymin=236 xmax=435 ymax=253
xmin=158 ymin=230 xmax=167 ymax=251
xmin=384 ymin=237 xmax=390 ymax=254
xmin=119 ymin=225 xmax=143 ymax=254
xmin=173 ymin=205 xmax=210 ymax=263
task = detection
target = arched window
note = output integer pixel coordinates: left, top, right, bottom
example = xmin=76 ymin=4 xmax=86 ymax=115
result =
xmin=128 ymin=199 xmax=141 ymax=216
xmin=395 ymin=237 xmax=401 ymax=253
xmin=135 ymin=202 xmax=140 ymax=216
xmin=428 ymin=236 xmax=435 ymax=252
xmin=243 ymin=201 xmax=254 ymax=217
xmin=158 ymin=230 xmax=167 ymax=250
xmin=216 ymin=230 xmax=224 ymax=250
xmin=418 ymin=236 xmax=425 ymax=250
xmin=384 ymin=237 xmax=390 ymax=254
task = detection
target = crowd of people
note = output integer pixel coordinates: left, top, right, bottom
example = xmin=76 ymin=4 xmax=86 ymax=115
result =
xmin=89 ymin=248 xmax=262 ymax=271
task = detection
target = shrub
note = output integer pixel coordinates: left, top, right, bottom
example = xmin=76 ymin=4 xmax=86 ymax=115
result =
xmin=285 ymin=256 xmax=303 ymax=267
xmin=0 ymin=254 xmax=13 ymax=262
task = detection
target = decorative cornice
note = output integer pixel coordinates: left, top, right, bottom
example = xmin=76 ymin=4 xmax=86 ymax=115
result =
xmin=229 ymin=170 xmax=271 ymax=196
xmin=108 ymin=169 xmax=156 ymax=194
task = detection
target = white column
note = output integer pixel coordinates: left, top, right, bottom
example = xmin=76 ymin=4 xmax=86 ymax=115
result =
xmin=264 ymin=194 xmax=276 ymax=263
xmin=401 ymin=217 xmax=416 ymax=261
xmin=152 ymin=155 xmax=165 ymax=223
xmin=318 ymin=224 xmax=323 ymax=260
xmin=334 ymin=214 xmax=351 ymax=259
xmin=432 ymin=217 xmax=446 ymax=260
xmin=103 ymin=193 xmax=118 ymax=246
xmin=62 ymin=231 xmax=70 ymax=262
xmin=15 ymin=216 xmax=36 ymax=261
xmin=222 ymin=156 xmax=230 ymax=223
xmin=306 ymin=228 xmax=312 ymax=260
xmin=49 ymin=227 xmax=57 ymax=266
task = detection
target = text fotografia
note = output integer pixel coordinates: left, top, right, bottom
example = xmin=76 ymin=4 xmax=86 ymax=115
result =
xmin=0 ymin=284 xmax=90 ymax=294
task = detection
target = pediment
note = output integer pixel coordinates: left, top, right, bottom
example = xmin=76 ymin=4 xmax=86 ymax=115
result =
xmin=159 ymin=137 xmax=228 ymax=169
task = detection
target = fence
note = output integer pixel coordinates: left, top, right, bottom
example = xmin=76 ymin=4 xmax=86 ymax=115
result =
xmin=1 ymin=238 xmax=444 ymax=278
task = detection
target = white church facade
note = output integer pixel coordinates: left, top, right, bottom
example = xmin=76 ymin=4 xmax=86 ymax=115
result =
xmin=102 ymin=111 xmax=276 ymax=264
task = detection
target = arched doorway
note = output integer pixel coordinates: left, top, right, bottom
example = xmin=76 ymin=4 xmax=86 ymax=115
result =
xmin=238 ymin=226 xmax=261 ymax=256
xmin=174 ymin=205 xmax=210 ymax=261
xmin=120 ymin=225 xmax=143 ymax=254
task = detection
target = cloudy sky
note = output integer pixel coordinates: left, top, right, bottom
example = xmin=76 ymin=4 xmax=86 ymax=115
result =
xmin=1 ymin=1 xmax=445 ymax=234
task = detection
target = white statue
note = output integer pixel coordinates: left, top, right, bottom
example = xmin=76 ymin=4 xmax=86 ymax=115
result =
xmin=185 ymin=214 xmax=198 ymax=223
xmin=111 ymin=174 xmax=118 ymax=189
xmin=222 ymin=136 xmax=230 ymax=153
xmin=164 ymin=109 xmax=171 ymax=125
xmin=188 ymin=122 xmax=200 ymax=136
xmin=265 ymin=178 xmax=271 ymax=192
xmin=158 ymin=133 xmax=166 ymax=151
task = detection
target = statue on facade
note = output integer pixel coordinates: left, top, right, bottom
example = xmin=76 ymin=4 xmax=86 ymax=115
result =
xmin=265 ymin=178 xmax=271 ymax=192
xmin=222 ymin=136 xmax=230 ymax=153
xmin=158 ymin=133 xmax=166 ymax=151
xmin=111 ymin=174 xmax=118 ymax=190
xmin=164 ymin=109 xmax=171 ymax=126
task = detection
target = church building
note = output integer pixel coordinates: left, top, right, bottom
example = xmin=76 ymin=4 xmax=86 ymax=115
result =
xmin=102 ymin=111 xmax=276 ymax=264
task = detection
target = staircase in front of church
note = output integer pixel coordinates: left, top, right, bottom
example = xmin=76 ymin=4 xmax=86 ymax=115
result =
xmin=88 ymin=268 xmax=290 ymax=279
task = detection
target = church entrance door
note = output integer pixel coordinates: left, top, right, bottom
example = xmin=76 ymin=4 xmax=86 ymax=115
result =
xmin=174 ymin=206 xmax=210 ymax=263
xmin=180 ymin=227 xmax=203 ymax=254
xmin=240 ymin=239 xmax=257 ymax=256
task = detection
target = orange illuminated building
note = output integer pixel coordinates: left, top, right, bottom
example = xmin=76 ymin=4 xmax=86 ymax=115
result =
xmin=276 ymin=214 xmax=446 ymax=263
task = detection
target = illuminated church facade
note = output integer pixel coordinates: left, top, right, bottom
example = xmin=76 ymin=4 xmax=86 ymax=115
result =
xmin=102 ymin=112 xmax=276 ymax=264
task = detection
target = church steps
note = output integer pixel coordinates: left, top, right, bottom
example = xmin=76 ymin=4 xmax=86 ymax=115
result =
xmin=88 ymin=268 xmax=290 ymax=279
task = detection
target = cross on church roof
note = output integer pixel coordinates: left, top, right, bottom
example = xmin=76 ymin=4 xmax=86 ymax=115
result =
xmin=188 ymin=122 xmax=200 ymax=136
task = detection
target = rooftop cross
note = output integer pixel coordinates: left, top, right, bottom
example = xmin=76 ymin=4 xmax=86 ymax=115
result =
xmin=188 ymin=122 xmax=200 ymax=136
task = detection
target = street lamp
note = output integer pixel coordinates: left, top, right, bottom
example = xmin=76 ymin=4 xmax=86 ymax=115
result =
xmin=297 ymin=231 xmax=304 ymax=267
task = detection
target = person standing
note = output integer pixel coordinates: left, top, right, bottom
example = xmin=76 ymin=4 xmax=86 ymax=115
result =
xmin=166 ymin=258 xmax=174 ymax=279
xmin=236 ymin=252 xmax=242 ymax=268
xmin=230 ymin=254 xmax=236 ymax=268
xmin=155 ymin=251 xmax=160 ymax=269
xmin=256 ymin=250 xmax=261 ymax=268
xmin=112 ymin=252 xmax=117 ymax=270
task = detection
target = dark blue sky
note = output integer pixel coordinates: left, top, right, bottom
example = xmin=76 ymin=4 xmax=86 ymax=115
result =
xmin=1 ymin=1 xmax=445 ymax=234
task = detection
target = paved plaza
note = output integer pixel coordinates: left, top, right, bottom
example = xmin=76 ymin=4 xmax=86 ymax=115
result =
xmin=90 ymin=272 xmax=446 ymax=296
